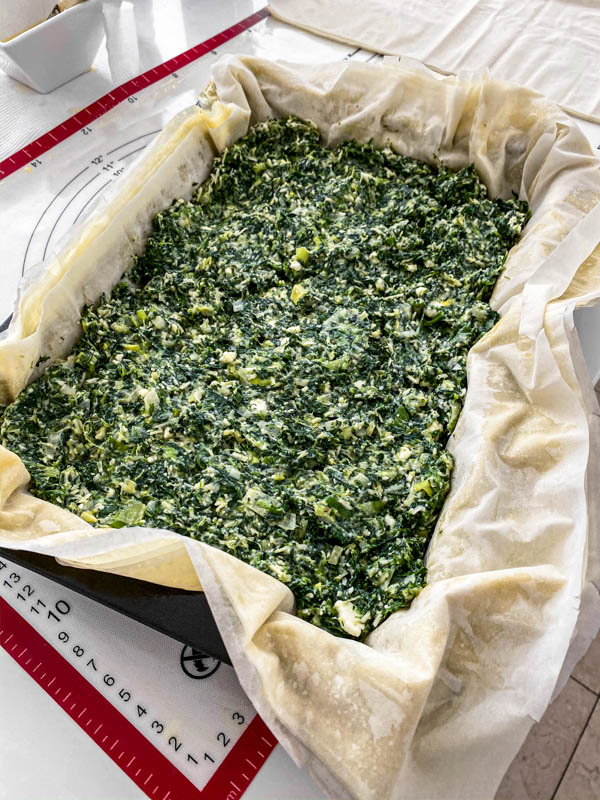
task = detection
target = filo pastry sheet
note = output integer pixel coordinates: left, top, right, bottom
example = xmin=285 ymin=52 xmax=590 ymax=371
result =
xmin=269 ymin=0 xmax=600 ymax=122
xmin=1 ymin=56 xmax=600 ymax=800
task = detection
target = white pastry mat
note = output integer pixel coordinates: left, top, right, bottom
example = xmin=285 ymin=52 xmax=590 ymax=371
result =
xmin=1 ymin=7 xmax=600 ymax=800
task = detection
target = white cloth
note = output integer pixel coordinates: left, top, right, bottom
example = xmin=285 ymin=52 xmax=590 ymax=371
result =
xmin=270 ymin=0 xmax=600 ymax=121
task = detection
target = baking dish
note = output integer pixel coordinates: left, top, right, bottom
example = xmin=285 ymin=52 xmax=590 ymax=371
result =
xmin=0 ymin=0 xmax=104 ymax=93
xmin=1 ymin=56 xmax=599 ymax=800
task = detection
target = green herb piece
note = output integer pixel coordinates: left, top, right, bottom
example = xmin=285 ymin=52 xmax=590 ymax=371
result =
xmin=110 ymin=501 xmax=146 ymax=528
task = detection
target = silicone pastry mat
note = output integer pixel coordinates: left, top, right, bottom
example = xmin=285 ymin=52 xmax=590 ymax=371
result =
xmin=1 ymin=9 xmax=599 ymax=799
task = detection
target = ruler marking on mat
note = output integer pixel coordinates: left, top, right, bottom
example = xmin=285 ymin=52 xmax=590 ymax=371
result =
xmin=0 ymin=596 xmax=276 ymax=798
xmin=0 ymin=8 xmax=269 ymax=181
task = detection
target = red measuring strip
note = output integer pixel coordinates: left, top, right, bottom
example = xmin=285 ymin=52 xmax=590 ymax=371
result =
xmin=0 ymin=597 xmax=277 ymax=800
xmin=0 ymin=7 xmax=269 ymax=181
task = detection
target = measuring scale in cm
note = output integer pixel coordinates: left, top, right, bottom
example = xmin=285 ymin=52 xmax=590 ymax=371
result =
xmin=0 ymin=554 xmax=279 ymax=799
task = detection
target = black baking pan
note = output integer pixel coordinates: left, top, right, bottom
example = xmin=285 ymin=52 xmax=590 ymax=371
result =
xmin=0 ymin=315 xmax=230 ymax=665
xmin=0 ymin=546 xmax=231 ymax=664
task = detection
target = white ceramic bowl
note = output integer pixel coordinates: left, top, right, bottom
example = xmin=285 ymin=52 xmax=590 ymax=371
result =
xmin=0 ymin=0 xmax=104 ymax=94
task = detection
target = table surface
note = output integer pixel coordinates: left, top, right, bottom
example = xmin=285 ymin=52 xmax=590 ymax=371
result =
xmin=1 ymin=3 xmax=599 ymax=800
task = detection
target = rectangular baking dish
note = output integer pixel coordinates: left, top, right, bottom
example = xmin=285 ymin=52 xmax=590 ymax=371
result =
xmin=0 ymin=546 xmax=230 ymax=663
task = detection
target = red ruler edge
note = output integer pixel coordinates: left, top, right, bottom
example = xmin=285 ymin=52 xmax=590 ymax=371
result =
xmin=0 ymin=7 xmax=269 ymax=182
xmin=0 ymin=597 xmax=277 ymax=800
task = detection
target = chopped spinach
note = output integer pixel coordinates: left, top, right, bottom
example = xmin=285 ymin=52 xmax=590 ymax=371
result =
xmin=0 ymin=117 xmax=529 ymax=638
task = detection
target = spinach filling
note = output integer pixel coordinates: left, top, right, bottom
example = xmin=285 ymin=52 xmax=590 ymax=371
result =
xmin=0 ymin=117 xmax=529 ymax=638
